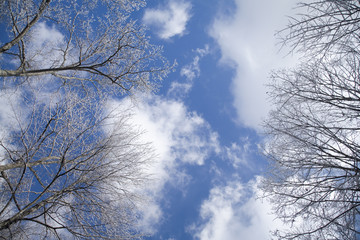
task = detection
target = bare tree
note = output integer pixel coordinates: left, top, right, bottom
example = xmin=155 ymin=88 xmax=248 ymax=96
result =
xmin=0 ymin=0 xmax=169 ymax=239
xmin=0 ymin=83 xmax=153 ymax=239
xmin=279 ymin=0 xmax=360 ymax=57
xmin=263 ymin=54 xmax=360 ymax=239
xmin=0 ymin=0 xmax=171 ymax=94
xmin=262 ymin=1 xmax=360 ymax=239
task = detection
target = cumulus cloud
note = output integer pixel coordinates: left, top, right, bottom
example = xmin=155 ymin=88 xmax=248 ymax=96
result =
xmin=190 ymin=177 xmax=282 ymax=240
xmin=210 ymin=0 xmax=298 ymax=130
xmin=143 ymin=0 xmax=192 ymax=39
xmin=132 ymin=95 xmax=220 ymax=167
xmin=108 ymin=94 xmax=220 ymax=233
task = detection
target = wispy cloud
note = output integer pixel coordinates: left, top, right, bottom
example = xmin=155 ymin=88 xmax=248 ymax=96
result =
xmin=180 ymin=45 xmax=209 ymax=81
xmin=168 ymin=45 xmax=210 ymax=98
xmin=143 ymin=0 xmax=192 ymax=39
xmin=224 ymin=141 xmax=250 ymax=168
xmin=210 ymin=0 xmax=298 ymax=130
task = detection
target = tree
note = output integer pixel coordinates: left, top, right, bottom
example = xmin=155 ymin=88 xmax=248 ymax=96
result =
xmin=264 ymin=56 xmax=360 ymax=239
xmin=0 ymin=109 xmax=152 ymax=239
xmin=0 ymin=0 xmax=171 ymax=94
xmin=0 ymin=84 xmax=153 ymax=239
xmin=263 ymin=0 xmax=360 ymax=239
xmin=0 ymin=0 xmax=169 ymax=239
xmin=280 ymin=0 xmax=360 ymax=57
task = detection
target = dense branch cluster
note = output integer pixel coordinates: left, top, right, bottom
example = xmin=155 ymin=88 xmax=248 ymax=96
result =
xmin=0 ymin=0 xmax=169 ymax=239
xmin=0 ymin=0 xmax=170 ymax=93
xmin=0 ymin=85 xmax=153 ymax=239
xmin=263 ymin=0 xmax=360 ymax=239
xmin=281 ymin=0 xmax=360 ymax=56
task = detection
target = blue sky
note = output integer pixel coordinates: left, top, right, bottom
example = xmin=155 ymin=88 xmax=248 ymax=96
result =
xmin=125 ymin=0 xmax=299 ymax=239
xmin=0 ymin=0 xmax=301 ymax=239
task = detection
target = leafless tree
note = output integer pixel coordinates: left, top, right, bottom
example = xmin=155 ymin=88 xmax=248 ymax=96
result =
xmin=279 ymin=0 xmax=360 ymax=57
xmin=263 ymin=53 xmax=360 ymax=239
xmin=0 ymin=0 xmax=171 ymax=94
xmin=262 ymin=1 xmax=360 ymax=239
xmin=0 ymin=83 xmax=153 ymax=239
xmin=0 ymin=0 xmax=169 ymax=239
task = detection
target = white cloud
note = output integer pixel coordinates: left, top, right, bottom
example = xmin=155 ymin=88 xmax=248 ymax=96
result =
xmin=190 ymin=177 xmax=283 ymax=240
xmin=210 ymin=0 xmax=298 ymax=130
xmin=0 ymin=89 xmax=24 ymax=135
xmin=180 ymin=56 xmax=200 ymax=81
xmin=0 ymin=89 xmax=24 ymax=173
xmin=224 ymin=141 xmax=250 ymax=168
xmin=143 ymin=0 xmax=192 ymax=39
xmin=180 ymin=45 xmax=210 ymax=81
xmin=167 ymin=81 xmax=193 ymax=99
xmin=168 ymin=45 xmax=210 ymax=98
xmin=137 ymin=200 xmax=163 ymax=234
xmin=108 ymin=94 xmax=220 ymax=233
xmin=133 ymin=95 xmax=220 ymax=166
xmin=26 ymin=22 xmax=71 ymax=69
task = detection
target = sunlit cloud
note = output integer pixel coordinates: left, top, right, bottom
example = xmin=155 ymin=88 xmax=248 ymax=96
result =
xmin=143 ymin=0 xmax=192 ymax=39
xmin=210 ymin=0 xmax=298 ymax=130
xmin=189 ymin=177 xmax=282 ymax=240
xmin=108 ymin=94 xmax=220 ymax=233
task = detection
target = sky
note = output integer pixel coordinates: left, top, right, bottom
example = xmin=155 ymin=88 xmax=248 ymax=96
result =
xmin=0 ymin=0 xmax=301 ymax=239
xmin=130 ymin=0 xmax=299 ymax=239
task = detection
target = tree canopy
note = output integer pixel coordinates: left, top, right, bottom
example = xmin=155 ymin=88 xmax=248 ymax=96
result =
xmin=0 ymin=0 xmax=170 ymax=239
xmin=263 ymin=1 xmax=360 ymax=239
xmin=0 ymin=0 xmax=171 ymax=93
